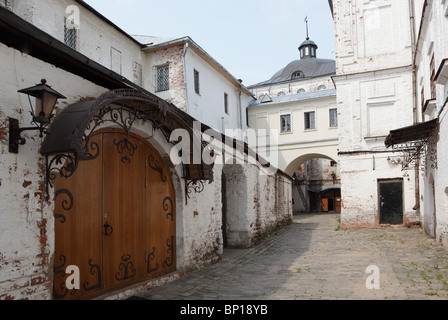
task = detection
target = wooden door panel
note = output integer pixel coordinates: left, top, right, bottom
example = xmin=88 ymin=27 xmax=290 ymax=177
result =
xmin=102 ymin=132 xmax=146 ymax=288
xmin=53 ymin=129 xmax=176 ymax=299
xmin=145 ymin=147 xmax=176 ymax=277
xmin=53 ymin=135 xmax=103 ymax=300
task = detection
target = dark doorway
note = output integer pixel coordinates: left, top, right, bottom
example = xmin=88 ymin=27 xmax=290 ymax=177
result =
xmin=379 ymin=179 xmax=403 ymax=224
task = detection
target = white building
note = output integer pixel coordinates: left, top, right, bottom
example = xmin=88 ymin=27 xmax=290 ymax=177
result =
xmin=385 ymin=0 xmax=448 ymax=246
xmin=0 ymin=0 xmax=292 ymax=300
xmin=331 ymin=0 xmax=420 ymax=228
xmin=247 ymin=36 xmax=340 ymax=213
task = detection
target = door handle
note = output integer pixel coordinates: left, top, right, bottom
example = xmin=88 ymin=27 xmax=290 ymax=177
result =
xmin=104 ymin=221 xmax=113 ymax=236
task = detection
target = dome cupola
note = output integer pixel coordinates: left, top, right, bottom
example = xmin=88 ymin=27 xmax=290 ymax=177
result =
xmin=299 ymin=17 xmax=318 ymax=59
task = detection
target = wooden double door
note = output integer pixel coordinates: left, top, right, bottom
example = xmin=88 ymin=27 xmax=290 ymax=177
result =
xmin=53 ymin=129 xmax=176 ymax=299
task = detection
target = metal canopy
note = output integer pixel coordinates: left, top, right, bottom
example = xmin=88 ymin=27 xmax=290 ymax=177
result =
xmin=41 ymin=89 xmax=214 ymax=196
xmin=385 ymin=119 xmax=439 ymax=175
xmin=385 ymin=119 xmax=439 ymax=148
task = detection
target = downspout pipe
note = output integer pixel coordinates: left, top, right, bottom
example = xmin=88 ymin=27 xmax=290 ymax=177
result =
xmin=183 ymin=41 xmax=190 ymax=114
xmin=409 ymin=0 xmax=421 ymax=212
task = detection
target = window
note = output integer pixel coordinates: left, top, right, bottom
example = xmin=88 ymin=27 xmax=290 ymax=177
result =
xmin=329 ymin=109 xmax=338 ymax=128
xmin=194 ymin=69 xmax=200 ymax=94
xmin=156 ymin=65 xmax=170 ymax=92
xmin=292 ymin=71 xmax=304 ymax=79
xmin=297 ymin=88 xmax=306 ymax=94
xmin=278 ymin=92 xmax=286 ymax=97
xmin=430 ymin=54 xmax=436 ymax=99
xmin=421 ymin=87 xmax=425 ymax=122
xmin=224 ymin=93 xmax=229 ymax=114
xmin=64 ymin=20 xmax=77 ymax=49
xmin=317 ymin=85 xmax=327 ymax=91
xmin=281 ymin=114 xmax=292 ymax=133
xmin=304 ymin=111 xmax=316 ymax=130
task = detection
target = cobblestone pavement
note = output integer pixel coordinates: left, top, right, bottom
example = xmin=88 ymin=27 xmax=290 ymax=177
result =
xmin=137 ymin=213 xmax=448 ymax=300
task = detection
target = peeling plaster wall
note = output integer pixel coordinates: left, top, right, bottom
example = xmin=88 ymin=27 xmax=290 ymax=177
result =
xmin=414 ymin=0 xmax=448 ymax=247
xmin=223 ymin=164 xmax=292 ymax=249
xmin=0 ymin=43 xmax=108 ymax=300
xmin=333 ymin=0 xmax=417 ymax=228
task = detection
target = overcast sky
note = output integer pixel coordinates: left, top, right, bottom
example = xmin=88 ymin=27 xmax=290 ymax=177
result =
xmin=84 ymin=0 xmax=335 ymax=86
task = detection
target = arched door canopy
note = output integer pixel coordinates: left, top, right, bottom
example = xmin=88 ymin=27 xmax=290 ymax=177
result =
xmin=40 ymin=89 xmax=214 ymax=195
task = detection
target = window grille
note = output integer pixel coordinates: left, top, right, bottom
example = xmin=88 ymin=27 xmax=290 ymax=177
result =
xmin=329 ymin=109 xmax=338 ymax=128
xmin=194 ymin=69 xmax=200 ymax=94
xmin=305 ymin=111 xmax=316 ymax=130
xmin=281 ymin=114 xmax=291 ymax=133
xmin=157 ymin=65 xmax=170 ymax=91
xmin=64 ymin=23 xmax=77 ymax=49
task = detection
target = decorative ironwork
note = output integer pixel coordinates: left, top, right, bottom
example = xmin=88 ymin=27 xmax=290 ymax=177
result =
xmin=163 ymin=197 xmax=174 ymax=221
xmin=83 ymin=259 xmax=102 ymax=292
xmin=113 ymin=137 xmax=138 ymax=164
xmin=46 ymin=153 xmax=78 ymax=196
xmin=43 ymin=89 xmax=215 ymax=200
xmin=394 ymin=134 xmax=438 ymax=177
xmin=146 ymin=247 xmax=159 ymax=274
xmin=148 ymin=154 xmax=167 ymax=182
xmin=185 ymin=180 xmax=206 ymax=205
xmin=54 ymin=189 xmax=74 ymax=223
xmin=53 ymin=254 xmax=76 ymax=299
xmin=115 ymin=254 xmax=136 ymax=281
xmin=162 ymin=236 xmax=174 ymax=268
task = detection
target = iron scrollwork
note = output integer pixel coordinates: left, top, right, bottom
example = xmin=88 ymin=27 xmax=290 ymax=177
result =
xmin=146 ymin=247 xmax=159 ymax=274
xmin=53 ymin=254 xmax=76 ymax=299
xmin=148 ymin=154 xmax=167 ymax=182
xmin=83 ymin=259 xmax=102 ymax=292
xmin=185 ymin=180 xmax=205 ymax=205
xmin=163 ymin=197 xmax=174 ymax=221
xmin=54 ymin=189 xmax=74 ymax=223
xmin=162 ymin=236 xmax=175 ymax=268
xmin=115 ymin=254 xmax=136 ymax=281
xmin=113 ymin=137 xmax=138 ymax=164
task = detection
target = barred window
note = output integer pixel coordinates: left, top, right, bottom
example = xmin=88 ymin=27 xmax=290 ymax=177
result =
xmin=194 ymin=69 xmax=200 ymax=94
xmin=304 ymin=111 xmax=316 ymax=130
xmin=329 ymin=108 xmax=338 ymax=128
xmin=281 ymin=114 xmax=291 ymax=133
xmin=157 ymin=65 xmax=170 ymax=92
xmin=64 ymin=21 xmax=77 ymax=49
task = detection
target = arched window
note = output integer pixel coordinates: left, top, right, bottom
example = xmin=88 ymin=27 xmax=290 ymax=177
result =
xmin=292 ymin=71 xmax=304 ymax=79
xmin=278 ymin=92 xmax=286 ymax=97
xmin=317 ymin=85 xmax=327 ymax=91
xmin=297 ymin=88 xmax=306 ymax=94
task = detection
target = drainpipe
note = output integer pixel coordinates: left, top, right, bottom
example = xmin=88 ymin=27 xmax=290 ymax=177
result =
xmin=409 ymin=0 xmax=420 ymax=211
xmin=237 ymin=80 xmax=243 ymax=138
xmin=182 ymin=41 xmax=190 ymax=114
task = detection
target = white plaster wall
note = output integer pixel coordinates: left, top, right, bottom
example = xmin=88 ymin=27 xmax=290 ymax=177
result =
xmin=339 ymin=153 xmax=419 ymax=229
xmin=184 ymin=48 xmax=251 ymax=135
xmin=333 ymin=0 xmax=413 ymax=75
xmin=414 ymin=0 xmax=448 ymax=246
xmin=223 ymin=163 xmax=292 ymax=248
xmin=248 ymin=93 xmax=338 ymax=175
xmin=11 ymin=0 xmax=145 ymax=84
xmin=0 ymin=43 xmax=108 ymax=300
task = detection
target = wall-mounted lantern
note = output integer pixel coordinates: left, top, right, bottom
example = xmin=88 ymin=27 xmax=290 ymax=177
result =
xmin=9 ymin=79 xmax=66 ymax=153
